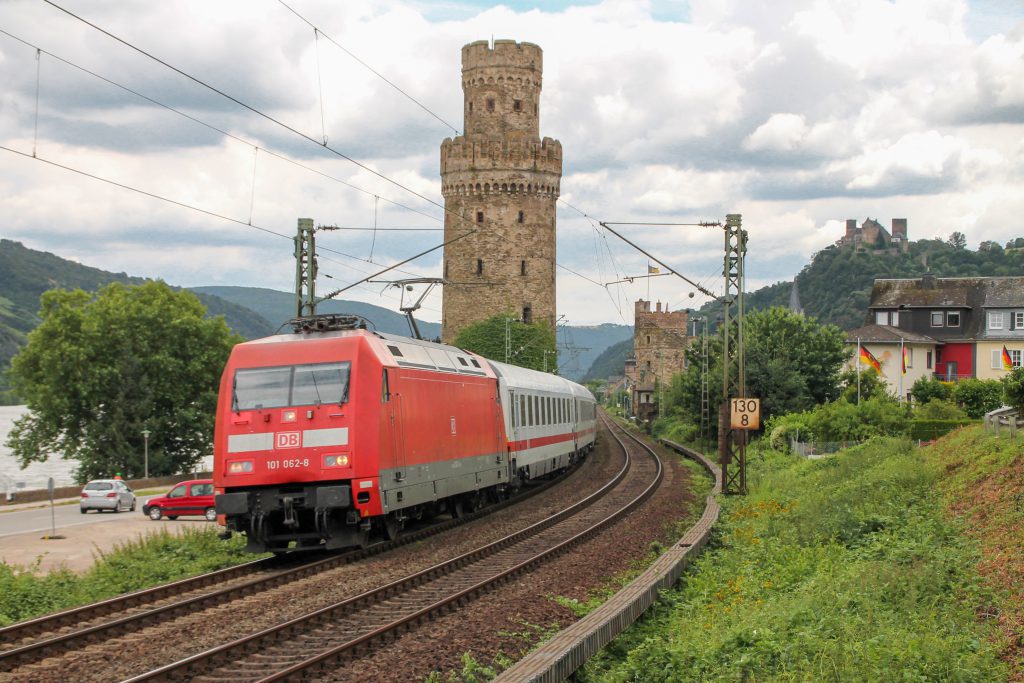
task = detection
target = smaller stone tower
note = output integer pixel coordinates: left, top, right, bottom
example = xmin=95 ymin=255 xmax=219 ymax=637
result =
xmin=440 ymin=40 xmax=562 ymax=342
xmin=632 ymin=300 xmax=690 ymax=417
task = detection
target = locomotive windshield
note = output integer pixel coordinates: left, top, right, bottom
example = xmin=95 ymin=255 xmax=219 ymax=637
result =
xmin=232 ymin=362 xmax=351 ymax=410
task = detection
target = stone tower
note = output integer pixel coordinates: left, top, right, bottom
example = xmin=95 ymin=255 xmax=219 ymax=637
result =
xmin=440 ymin=40 xmax=562 ymax=342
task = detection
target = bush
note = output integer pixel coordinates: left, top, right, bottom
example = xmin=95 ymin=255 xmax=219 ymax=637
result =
xmin=913 ymin=398 xmax=968 ymax=420
xmin=910 ymin=376 xmax=952 ymax=404
xmin=1002 ymin=367 xmax=1024 ymax=413
xmin=906 ymin=419 xmax=974 ymax=441
xmin=951 ymin=379 xmax=1004 ymax=418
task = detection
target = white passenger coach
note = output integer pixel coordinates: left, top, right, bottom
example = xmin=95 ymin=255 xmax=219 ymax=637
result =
xmin=489 ymin=360 xmax=597 ymax=481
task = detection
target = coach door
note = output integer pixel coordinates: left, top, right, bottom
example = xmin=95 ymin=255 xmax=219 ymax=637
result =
xmin=385 ymin=369 xmax=407 ymax=479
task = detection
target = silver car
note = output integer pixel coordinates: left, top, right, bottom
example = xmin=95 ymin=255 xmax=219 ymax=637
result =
xmin=80 ymin=479 xmax=136 ymax=513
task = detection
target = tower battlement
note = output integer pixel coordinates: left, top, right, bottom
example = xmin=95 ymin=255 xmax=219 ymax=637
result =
xmin=440 ymin=136 xmax=562 ymax=176
xmin=462 ymin=40 xmax=542 ymax=72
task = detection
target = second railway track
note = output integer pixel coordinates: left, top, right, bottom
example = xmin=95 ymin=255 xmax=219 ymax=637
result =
xmin=129 ymin=413 xmax=661 ymax=682
xmin=1 ymin=413 xmax=667 ymax=683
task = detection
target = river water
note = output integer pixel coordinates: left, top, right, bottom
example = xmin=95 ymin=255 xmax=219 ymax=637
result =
xmin=0 ymin=405 xmax=80 ymax=494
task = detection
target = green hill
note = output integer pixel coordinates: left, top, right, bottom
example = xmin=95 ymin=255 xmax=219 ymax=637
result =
xmin=582 ymin=338 xmax=632 ymax=381
xmin=0 ymin=240 xmax=275 ymax=402
xmin=697 ymin=237 xmax=1024 ymax=331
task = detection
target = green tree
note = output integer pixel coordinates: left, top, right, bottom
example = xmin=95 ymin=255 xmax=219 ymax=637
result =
xmin=667 ymin=307 xmax=848 ymax=431
xmin=6 ymin=281 xmax=241 ymax=481
xmin=910 ymin=376 xmax=952 ymax=404
xmin=838 ymin=367 xmax=890 ymax=403
xmin=947 ymin=231 xmax=967 ymax=250
xmin=950 ymin=378 xmax=1004 ymax=418
xmin=1001 ymin=367 xmax=1024 ymax=413
xmin=453 ymin=313 xmax=556 ymax=372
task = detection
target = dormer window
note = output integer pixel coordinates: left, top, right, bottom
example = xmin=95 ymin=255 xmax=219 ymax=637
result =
xmin=931 ymin=311 xmax=944 ymax=327
xmin=989 ymin=312 xmax=1005 ymax=330
xmin=946 ymin=311 xmax=960 ymax=327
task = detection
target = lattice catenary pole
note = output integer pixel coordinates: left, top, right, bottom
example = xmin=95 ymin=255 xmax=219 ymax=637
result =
xmin=294 ymin=217 xmax=317 ymax=317
xmin=719 ymin=213 xmax=748 ymax=495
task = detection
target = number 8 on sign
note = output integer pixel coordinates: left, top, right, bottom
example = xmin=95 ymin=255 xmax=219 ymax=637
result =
xmin=730 ymin=398 xmax=760 ymax=430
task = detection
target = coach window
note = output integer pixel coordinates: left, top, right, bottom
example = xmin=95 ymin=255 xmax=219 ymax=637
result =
xmin=528 ymin=395 xmax=534 ymax=426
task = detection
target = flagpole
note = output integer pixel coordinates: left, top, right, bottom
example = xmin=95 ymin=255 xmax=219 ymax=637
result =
xmin=899 ymin=337 xmax=905 ymax=403
xmin=857 ymin=337 xmax=861 ymax=405
xmin=647 ymin=261 xmax=651 ymax=300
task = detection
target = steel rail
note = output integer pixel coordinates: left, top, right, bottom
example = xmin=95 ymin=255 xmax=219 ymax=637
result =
xmin=0 ymin=468 xmax=569 ymax=670
xmin=129 ymin=416 xmax=660 ymax=682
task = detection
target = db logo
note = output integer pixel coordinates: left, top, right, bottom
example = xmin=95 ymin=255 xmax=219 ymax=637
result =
xmin=275 ymin=431 xmax=300 ymax=449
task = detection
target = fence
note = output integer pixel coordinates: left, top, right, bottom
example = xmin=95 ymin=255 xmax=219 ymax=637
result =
xmin=985 ymin=406 xmax=1022 ymax=438
xmin=790 ymin=440 xmax=861 ymax=458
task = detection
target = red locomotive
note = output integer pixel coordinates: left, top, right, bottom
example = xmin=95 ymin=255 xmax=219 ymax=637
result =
xmin=214 ymin=315 xmax=596 ymax=553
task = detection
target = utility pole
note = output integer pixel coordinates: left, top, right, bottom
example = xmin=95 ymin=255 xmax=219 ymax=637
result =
xmin=294 ymin=218 xmax=340 ymax=318
xmin=700 ymin=317 xmax=709 ymax=449
xmin=719 ymin=213 xmax=748 ymax=495
xmin=294 ymin=218 xmax=317 ymax=318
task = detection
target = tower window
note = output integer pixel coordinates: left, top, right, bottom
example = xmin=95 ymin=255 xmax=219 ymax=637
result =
xmin=513 ymin=99 xmax=522 ymax=112
xmin=523 ymin=306 xmax=532 ymax=324
xmin=486 ymin=98 xmax=495 ymax=112
xmin=469 ymin=101 xmax=473 ymax=112
xmin=520 ymin=260 xmax=527 ymax=276
xmin=476 ymin=258 xmax=483 ymax=275
xmin=444 ymin=260 xmax=449 ymax=278
xmin=517 ymin=210 xmax=524 ymax=223
xmin=476 ymin=211 xmax=484 ymax=223
xmin=534 ymin=103 xmax=538 ymax=115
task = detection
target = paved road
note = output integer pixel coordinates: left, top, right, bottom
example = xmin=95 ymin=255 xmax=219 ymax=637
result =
xmin=0 ymin=495 xmax=162 ymax=537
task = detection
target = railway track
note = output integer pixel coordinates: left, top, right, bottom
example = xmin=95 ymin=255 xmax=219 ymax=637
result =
xmin=124 ymin=413 xmax=661 ymax=682
xmin=0 ymin=468 xmax=568 ymax=673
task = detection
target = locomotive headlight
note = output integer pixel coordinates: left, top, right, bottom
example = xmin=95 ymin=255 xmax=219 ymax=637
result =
xmin=228 ymin=460 xmax=254 ymax=474
xmin=281 ymin=410 xmax=297 ymax=423
xmin=324 ymin=454 xmax=350 ymax=468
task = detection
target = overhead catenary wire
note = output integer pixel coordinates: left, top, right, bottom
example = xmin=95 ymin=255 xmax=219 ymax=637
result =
xmin=22 ymin=6 xmax=719 ymax=324
xmin=0 ymin=145 xmax=452 ymax=289
xmin=39 ymin=0 xmax=472 ymax=231
xmin=0 ymin=28 xmax=444 ymax=225
xmin=276 ymin=0 xmax=460 ymax=136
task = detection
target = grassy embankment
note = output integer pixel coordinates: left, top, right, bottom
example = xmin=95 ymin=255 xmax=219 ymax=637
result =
xmin=0 ymin=528 xmax=258 ymax=626
xmin=573 ymin=426 xmax=1021 ymax=681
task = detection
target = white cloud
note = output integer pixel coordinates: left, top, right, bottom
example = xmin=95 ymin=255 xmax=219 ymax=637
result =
xmin=0 ymin=0 xmax=1022 ymax=328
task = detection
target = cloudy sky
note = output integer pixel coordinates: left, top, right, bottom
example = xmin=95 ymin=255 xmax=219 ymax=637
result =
xmin=1 ymin=0 xmax=1022 ymax=327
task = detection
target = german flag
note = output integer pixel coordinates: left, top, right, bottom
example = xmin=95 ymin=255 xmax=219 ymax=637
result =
xmin=860 ymin=345 xmax=882 ymax=373
xmin=901 ymin=345 xmax=909 ymax=375
xmin=1002 ymin=345 xmax=1014 ymax=371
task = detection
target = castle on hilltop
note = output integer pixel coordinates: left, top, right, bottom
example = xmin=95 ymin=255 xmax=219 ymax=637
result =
xmin=440 ymin=40 xmax=562 ymax=342
xmin=837 ymin=218 xmax=909 ymax=252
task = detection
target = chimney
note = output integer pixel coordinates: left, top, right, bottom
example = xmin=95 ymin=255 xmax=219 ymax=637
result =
xmin=921 ymin=272 xmax=936 ymax=290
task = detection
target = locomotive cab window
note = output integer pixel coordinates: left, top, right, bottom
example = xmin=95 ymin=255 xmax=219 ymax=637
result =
xmin=233 ymin=362 xmax=350 ymax=410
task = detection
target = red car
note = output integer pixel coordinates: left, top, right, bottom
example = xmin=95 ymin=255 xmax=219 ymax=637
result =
xmin=143 ymin=479 xmax=216 ymax=521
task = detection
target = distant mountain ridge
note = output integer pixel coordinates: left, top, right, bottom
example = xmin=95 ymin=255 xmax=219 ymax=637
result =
xmin=0 ymin=240 xmax=275 ymax=401
xmin=195 ymin=286 xmax=633 ymax=381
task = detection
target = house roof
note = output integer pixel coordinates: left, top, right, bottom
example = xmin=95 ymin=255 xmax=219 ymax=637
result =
xmin=978 ymin=277 xmax=1024 ymax=308
xmin=845 ymin=324 xmax=937 ymax=344
xmin=869 ymin=277 xmax=983 ymax=308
